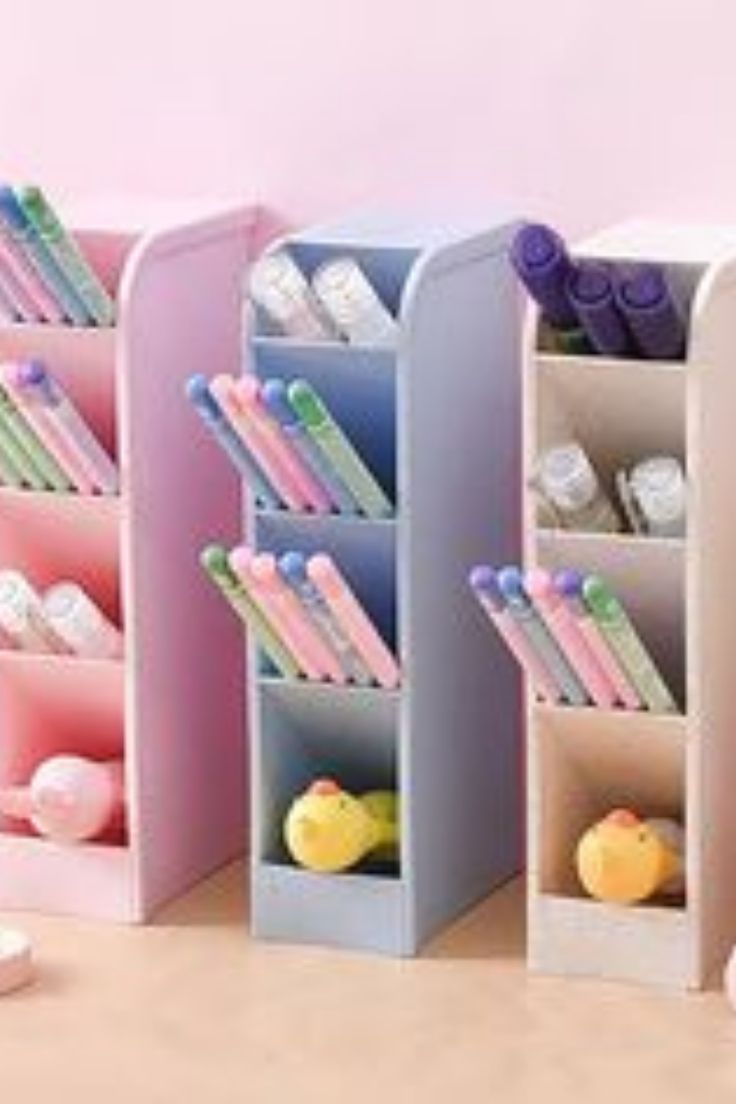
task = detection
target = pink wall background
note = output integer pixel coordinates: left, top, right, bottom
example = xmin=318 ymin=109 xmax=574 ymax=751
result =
xmin=3 ymin=0 xmax=735 ymax=239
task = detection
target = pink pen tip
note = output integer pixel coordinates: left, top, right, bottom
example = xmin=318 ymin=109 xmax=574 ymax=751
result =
xmin=233 ymin=375 xmax=260 ymax=407
xmin=228 ymin=546 xmax=253 ymax=578
xmin=249 ymin=553 xmax=278 ymax=583
xmin=524 ymin=567 xmax=553 ymax=600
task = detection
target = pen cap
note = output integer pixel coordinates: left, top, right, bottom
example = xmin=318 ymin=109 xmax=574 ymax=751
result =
xmin=524 ymin=567 xmax=555 ymax=602
xmin=186 ymin=375 xmax=223 ymax=422
xmin=261 ymin=379 xmax=298 ymax=428
xmin=553 ymin=568 xmax=585 ymax=600
xmin=629 ymin=456 xmax=686 ymax=531
xmin=248 ymin=251 xmax=335 ymax=340
xmin=468 ymin=565 xmax=504 ymax=611
xmin=15 ymin=359 xmax=58 ymax=405
xmin=311 ymin=257 xmax=397 ymax=344
xmin=16 ymin=186 xmax=57 ymax=235
xmin=0 ymin=186 xmax=28 ymax=232
xmin=287 ymin=380 xmax=326 ymax=429
xmin=537 ymin=442 xmax=601 ymax=513
xmin=41 ymin=583 xmax=123 ymax=660
xmin=278 ymin=550 xmax=309 ymax=585
xmin=0 ymin=570 xmax=41 ymax=636
xmin=582 ymin=575 xmax=621 ymax=621
xmin=567 ymin=263 xmax=632 ymax=357
xmin=615 ymin=265 xmax=686 ymax=359
xmin=510 ymin=223 xmax=578 ymax=330
xmin=496 ymin=566 xmax=529 ymax=608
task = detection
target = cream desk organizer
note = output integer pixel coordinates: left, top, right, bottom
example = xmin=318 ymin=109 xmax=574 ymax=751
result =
xmin=524 ymin=221 xmax=736 ymax=988
xmin=0 ymin=198 xmax=252 ymax=920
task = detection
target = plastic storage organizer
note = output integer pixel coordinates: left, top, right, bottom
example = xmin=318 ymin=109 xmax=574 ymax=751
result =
xmin=245 ymin=212 xmax=524 ymax=955
xmin=525 ymin=221 xmax=736 ymax=988
xmin=0 ymin=199 xmax=251 ymax=920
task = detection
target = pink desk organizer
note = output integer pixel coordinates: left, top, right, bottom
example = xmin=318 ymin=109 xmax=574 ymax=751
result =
xmin=0 ymin=199 xmax=253 ymax=921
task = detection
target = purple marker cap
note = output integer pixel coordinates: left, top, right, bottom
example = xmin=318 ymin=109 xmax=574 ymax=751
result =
xmin=567 ymin=263 xmax=632 ymax=357
xmin=615 ymin=265 xmax=686 ymax=360
xmin=16 ymin=360 xmax=58 ymax=405
xmin=553 ymin=568 xmax=584 ymax=599
xmin=468 ymin=565 xmax=504 ymax=610
xmin=510 ymin=223 xmax=579 ymax=330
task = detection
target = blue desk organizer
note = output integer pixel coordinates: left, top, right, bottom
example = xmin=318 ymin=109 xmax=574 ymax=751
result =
xmin=246 ymin=212 xmax=523 ymax=955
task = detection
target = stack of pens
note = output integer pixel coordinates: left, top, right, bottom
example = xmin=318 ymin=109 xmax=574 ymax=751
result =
xmin=0 ymin=186 xmax=114 ymax=327
xmin=0 ymin=361 xmax=118 ymax=494
xmin=469 ymin=565 xmax=678 ymax=715
xmin=0 ymin=570 xmax=123 ymax=660
xmin=187 ymin=373 xmax=392 ymax=517
xmin=202 ymin=544 xmax=400 ymax=689
xmin=511 ymin=223 xmax=687 ymax=360
xmin=248 ymin=249 xmax=398 ymax=346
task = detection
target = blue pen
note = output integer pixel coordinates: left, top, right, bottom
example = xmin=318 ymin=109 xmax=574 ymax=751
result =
xmin=496 ymin=566 xmax=589 ymax=706
xmin=261 ymin=379 xmax=357 ymax=515
xmin=185 ymin=375 xmax=281 ymax=509
xmin=0 ymin=186 xmax=91 ymax=326
xmin=278 ymin=551 xmax=372 ymax=685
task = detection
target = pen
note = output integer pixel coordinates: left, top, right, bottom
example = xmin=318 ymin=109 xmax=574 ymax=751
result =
xmin=0 ymin=431 xmax=24 ymax=488
xmin=248 ymin=553 xmax=346 ymax=684
xmin=10 ymin=362 xmax=117 ymax=494
xmin=0 ymin=213 xmax=63 ymax=324
xmin=278 ymin=551 xmax=373 ymax=685
xmin=0 ymin=570 xmax=66 ymax=653
xmin=0 ymin=383 xmax=71 ymax=491
xmin=233 ymin=376 xmax=331 ymax=513
xmin=0 ymin=267 xmax=34 ymax=323
xmin=186 ymin=375 xmax=280 ymax=509
xmin=567 ymin=263 xmax=632 ymax=357
xmin=311 ymin=257 xmax=398 ymax=346
xmin=18 ymin=187 xmax=115 ymax=326
xmin=0 ymin=186 xmax=91 ymax=326
xmin=497 ymin=566 xmax=588 ymax=706
xmin=615 ymin=265 xmax=686 ymax=360
xmin=41 ymin=583 xmax=123 ymax=660
xmin=525 ymin=567 xmax=618 ymax=709
xmin=287 ymin=379 xmax=393 ymax=518
xmin=229 ymin=547 xmax=323 ymax=680
xmin=582 ymin=575 xmax=677 ymax=714
xmin=553 ymin=570 xmax=641 ymax=710
xmin=469 ymin=565 xmax=561 ymax=704
xmin=261 ymin=378 xmax=356 ymax=514
xmin=510 ymin=223 xmax=580 ymax=331
xmin=200 ymin=545 xmax=299 ymax=679
xmin=248 ymin=250 xmax=339 ymax=341
xmin=306 ymin=554 xmax=400 ymax=690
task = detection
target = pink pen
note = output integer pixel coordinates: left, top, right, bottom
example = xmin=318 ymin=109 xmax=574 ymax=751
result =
xmin=229 ymin=546 xmax=322 ymax=680
xmin=0 ymin=228 xmax=64 ymax=324
xmin=469 ymin=566 xmax=561 ymax=704
xmin=249 ymin=553 xmax=345 ymax=684
xmin=210 ymin=374 xmax=306 ymax=511
xmin=554 ymin=569 xmax=642 ymax=710
xmin=1 ymin=362 xmax=94 ymax=493
xmin=525 ymin=567 xmax=618 ymax=709
xmin=0 ymin=267 xmax=34 ymax=322
xmin=234 ymin=376 xmax=331 ymax=514
xmin=306 ymin=554 xmax=400 ymax=690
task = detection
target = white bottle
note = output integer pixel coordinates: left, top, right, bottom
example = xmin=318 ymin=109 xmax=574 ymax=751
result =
xmin=628 ymin=456 xmax=686 ymax=538
xmin=536 ymin=442 xmax=621 ymax=534
xmin=41 ymin=583 xmax=123 ymax=660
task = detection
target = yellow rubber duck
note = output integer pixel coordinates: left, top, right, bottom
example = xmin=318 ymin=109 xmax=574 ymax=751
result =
xmin=284 ymin=779 xmax=399 ymax=873
xmin=576 ymin=808 xmax=684 ymax=905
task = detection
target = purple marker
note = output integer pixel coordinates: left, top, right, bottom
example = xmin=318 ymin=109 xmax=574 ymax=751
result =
xmin=615 ymin=265 xmax=686 ymax=360
xmin=510 ymin=223 xmax=579 ymax=330
xmin=567 ymin=263 xmax=632 ymax=357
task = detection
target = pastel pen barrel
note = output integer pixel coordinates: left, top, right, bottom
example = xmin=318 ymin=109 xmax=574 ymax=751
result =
xmin=288 ymin=380 xmax=393 ymax=519
xmin=510 ymin=223 xmax=579 ymax=330
xmin=18 ymin=187 xmax=116 ymax=326
xmin=0 ymin=186 xmax=91 ymax=326
xmin=0 ymin=430 xmax=24 ymax=487
xmin=0 ymin=389 xmax=46 ymax=488
xmin=0 ymin=217 xmax=63 ymax=323
xmin=0 ymin=265 xmax=33 ymax=322
xmin=582 ymin=575 xmax=678 ymax=714
xmin=0 ymin=384 xmax=64 ymax=491
xmin=278 ymin=551 xmax=373 ymax=685
xmin=261 ymin=379 xmax=357 ymax=515
xmin=249 ymin=553 xmax=345 ymax=684
xmin=200 ymin=545 xmax=299 ymax=679
xmin=469 ymin=566 xmax=561 ymax=704
xmin=234 ymin=376 xmax=331 ymax=513
xmin=554 ymin=569 xmax=641 ymax=710
xmin=11 ymin=362 xmax=116 ymax=493
xmin=209 ymin=374 xmax=304 ymax=511
xmin=229 ymin=547 xmax=322 ymax=680
xmin=306 ymin=554 xmax=400 ymax=690
xmin=615 ymin=265 xmax=686 ymax=360
xmin=497 ymin=566 xmax=588 ymax=706
xmin=525 ymin=567 xmax=618 ymax=709
xmin=186 ymin=375 xmax=280 ymax=509
xmin=567 ymin=263 xmax=632 ymax=357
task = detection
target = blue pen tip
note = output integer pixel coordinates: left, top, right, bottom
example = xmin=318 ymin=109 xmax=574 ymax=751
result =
xmin=278 ymin=551 xmax=307 ymax=582
xmin=468 ymin=565 xmax=496 ymax=593
xmin=0 ymin=186 xmax=26 ymax=229
xmin=261 ymin=378 xmax=295 ymax=427
xmin=186 ymin=375 xmax=220 ymax=420
xmin=496 ymin=565 xmax=525 ymax=600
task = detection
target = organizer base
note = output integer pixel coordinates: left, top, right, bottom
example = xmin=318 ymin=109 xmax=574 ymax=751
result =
xmin=529 ymin=894 xmax=698 ymax=989
xmin=252 ymin=864 xmax=411 ymax=957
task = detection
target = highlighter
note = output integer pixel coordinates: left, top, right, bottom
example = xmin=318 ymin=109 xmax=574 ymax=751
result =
xmin=200 ymin=545 xmax=299 ymax=679
xmin=615 ymin=265 xmax=686 ymax=360
xmin=0 ymin=186 xmax=91 ymax=326
xmin=186 ymin=375 xmax=280 ymax=509
xmin=566 ymin=263 xmax=632 ymax=357
xmin=288 ymin=380 xmax=393 ymax=518
xmin=261 ymin=379 xmax=356 ymax=514
xmin=278 ymin=551 xmax=372 ymax=685
xmin=18 ymin=186 xmax=116 ymax=326
xmin=496 ymin=566 xmax=588 ymax=706
xmin=0 ymin=383 xmax=70 ymax=491
xmin=510 ymin=223 xmax=582 ymax=338
xmin=582 ymin=575 xmax=677 ymax=714
xmin=0 ymin=216 xmax=63 ymax=323
xmin=469 ymin=565 xmax=561 ymax=704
